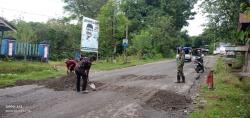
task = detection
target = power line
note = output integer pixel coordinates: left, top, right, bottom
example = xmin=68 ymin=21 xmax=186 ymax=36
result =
xmin=0 ymin=7 xmax=61 ymax=18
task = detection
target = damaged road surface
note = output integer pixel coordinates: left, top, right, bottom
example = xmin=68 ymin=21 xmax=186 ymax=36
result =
xmin=0 ymin=56 xmax=215 ymax=118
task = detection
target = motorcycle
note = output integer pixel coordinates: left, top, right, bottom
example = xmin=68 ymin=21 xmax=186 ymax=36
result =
xmin=193 ymin=56 xmax=204 ymax=73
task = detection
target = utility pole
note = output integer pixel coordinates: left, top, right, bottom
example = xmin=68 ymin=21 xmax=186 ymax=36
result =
xmin=1 ymin=31 xmax=4 ymax=40
xmin=124 ymin=24 xmax=128 ymax=63
xmin=213 ymin=23 xmax=216 ymax=51
xmin=112 ymin=6 xmax=116 ymax=62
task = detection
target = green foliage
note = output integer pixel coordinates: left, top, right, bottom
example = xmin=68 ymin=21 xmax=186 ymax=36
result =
xmin=0 ymin=61 xmax=50 ymax=74
xmin=119 ymin=0 xmax=197 ymax=58
xmin=7 ymin=20 xmax=37 ymax=42
xmin=200 ymin=0 xmax=250 ymax=45
xmin=63 ymin=0 xmax=108 ymax=19
xmin=131 ymin=29 xmax=153 ymax=57
xmin=189 ymin=59 xmax=250 ymax=118
xmin=97 ymin=0 xmax=129 ymax=58
xmin=5 ymin=0 xmax=198 ymax=60
xmin=5 ymin=19 xmax=81 ymax=60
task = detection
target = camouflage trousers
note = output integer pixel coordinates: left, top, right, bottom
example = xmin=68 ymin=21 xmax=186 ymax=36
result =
xmin=177 ymin=66 xmax=185 ymax=82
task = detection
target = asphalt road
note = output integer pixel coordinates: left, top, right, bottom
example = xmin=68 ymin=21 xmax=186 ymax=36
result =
xmin=0 ymin=56 xmax=216 ymax=118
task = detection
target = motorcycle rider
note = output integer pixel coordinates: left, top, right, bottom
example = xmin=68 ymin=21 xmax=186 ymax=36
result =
xmin=197 ymin=50 xmax=203 ymax=63
xmin=195 ymin=49 xmax=204 ymax=73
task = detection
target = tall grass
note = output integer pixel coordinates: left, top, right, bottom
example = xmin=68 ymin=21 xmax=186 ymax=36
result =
xmin=189 ymin=58 xmax=250 ymax=118
xmin=0 ymin=61 xmax=65 ymax=88
xmin=0 ymin=61 xmax=53 ymax=74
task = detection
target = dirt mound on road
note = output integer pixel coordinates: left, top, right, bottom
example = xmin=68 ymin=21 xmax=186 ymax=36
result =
xmin=145 ymin=90 xmax=192 ymax=111
xmin=16 ymin=75 xmax=105 ymax=91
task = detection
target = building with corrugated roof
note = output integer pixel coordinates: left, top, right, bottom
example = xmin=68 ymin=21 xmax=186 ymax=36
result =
xmin=0 ymin=17 xmax=16 ymax=39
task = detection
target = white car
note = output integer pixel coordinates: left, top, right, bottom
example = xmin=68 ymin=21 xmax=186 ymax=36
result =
xmin=176 ymin=54 xmax=192 ymax=62
xmin=213 ymin=50 xmax=220 ymax=55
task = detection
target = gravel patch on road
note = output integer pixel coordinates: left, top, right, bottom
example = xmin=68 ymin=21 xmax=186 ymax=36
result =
xmin=145 ymin=90 xmax=192 ymax=111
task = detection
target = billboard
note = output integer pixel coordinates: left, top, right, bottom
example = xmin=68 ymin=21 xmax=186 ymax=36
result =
xmin=122 ymin=38 xmax=128 ymax=48
xmin=81 ymin=17 xmax=99 ymax=52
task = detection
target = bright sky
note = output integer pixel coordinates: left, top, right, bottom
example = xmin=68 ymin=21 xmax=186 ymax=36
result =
xmin=0 ymin=0 xmax=65 ymax=22
xmin=183 ymin=0 xmax=207 ymax=36
xmin=0 ymin=0 xmax=206 ymax=36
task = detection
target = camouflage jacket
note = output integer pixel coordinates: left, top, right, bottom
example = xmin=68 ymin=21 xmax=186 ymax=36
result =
xmin=177 ymin=52 xmax=185 ymax=68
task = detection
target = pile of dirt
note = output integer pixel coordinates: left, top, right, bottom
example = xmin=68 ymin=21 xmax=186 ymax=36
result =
xmin=15 ymin=75 xmax=105 ymax=91
xmin=145 ymin=90 xmax=192 ymax=111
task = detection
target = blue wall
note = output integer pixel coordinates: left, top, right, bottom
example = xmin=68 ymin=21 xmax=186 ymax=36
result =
xmin=0 ymin=38 xmax=49 ymax=61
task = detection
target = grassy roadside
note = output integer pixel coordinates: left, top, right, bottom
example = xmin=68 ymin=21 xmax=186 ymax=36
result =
xmin=189 ymin=58 xmax=250 ymax=118
xmin=0 ymin=56 xmax=167 ymax=88
xmin=0 ymin=61 xmax=65 ymax=88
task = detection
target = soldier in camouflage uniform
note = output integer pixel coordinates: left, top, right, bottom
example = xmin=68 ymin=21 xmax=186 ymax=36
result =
xmin=177 ymin=48 xmax=185 ymax=83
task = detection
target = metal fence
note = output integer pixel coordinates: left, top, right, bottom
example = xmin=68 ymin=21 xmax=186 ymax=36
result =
xmin=0 ymin=38 xmax=49 ymax=62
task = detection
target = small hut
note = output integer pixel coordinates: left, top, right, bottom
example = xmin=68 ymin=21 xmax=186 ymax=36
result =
xmin=238 ymin=13 xmax=250 ymax=32
xmin=226 ymin=13 xmax=250 ymax=76
xmin=0 ymin=17 xmax=16 ymax=39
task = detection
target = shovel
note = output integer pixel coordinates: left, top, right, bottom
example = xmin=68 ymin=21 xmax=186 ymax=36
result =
xmin=88 ymin=81 xmax=96 ymax=90
xmin=88 ymin=82 xmax=96 ymax=90
xmin=87 ymin=76 xmax=96 ymax=90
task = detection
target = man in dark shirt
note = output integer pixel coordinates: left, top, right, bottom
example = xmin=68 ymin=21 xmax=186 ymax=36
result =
xmin=75 ymin=55 xmax=96 ymax=92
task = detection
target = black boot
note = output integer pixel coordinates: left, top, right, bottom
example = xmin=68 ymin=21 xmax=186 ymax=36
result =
xmin=182 ymin=76 xmax=185 ymax=83
xmin=176 ymin=74 xmax=181 ymax=83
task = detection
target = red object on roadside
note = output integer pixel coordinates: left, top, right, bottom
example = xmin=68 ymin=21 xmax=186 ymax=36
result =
xmin=207 ymin=70 xmax=214 ymax=89
xmin=65 ymin=60 xmax=77 ymax=72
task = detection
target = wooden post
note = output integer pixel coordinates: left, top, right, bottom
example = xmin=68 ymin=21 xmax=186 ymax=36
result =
xmin=96 ymin=52 xmax=99 ymax=61
xmin=125 ymin=24 xmax=128 ymax=63
xmin=1 ymin=31 xmax=3 ymax=39
xmin=0 ymin=31 xmax=2 ymax=47
xmin=244 ymin=51 xmax=248 ymax=72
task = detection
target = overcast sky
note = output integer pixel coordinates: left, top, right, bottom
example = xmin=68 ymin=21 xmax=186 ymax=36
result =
xmin=0 ymin=0 xmax=65 ymax=22
xmin=0 ymin=0 xmax=206 ymax=36
xmin=183 ymin=0 xmax=206 ymax=36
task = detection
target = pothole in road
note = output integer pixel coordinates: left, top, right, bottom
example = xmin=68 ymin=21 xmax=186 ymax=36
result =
xmin=101 ymin=85 xmax=142 ymax=95
xmin=117 ymin=74 xmax=138 ymax=80
xmin=145 ymin=90 xmax=192 ymax=111
xmin=15 ymin=75 xmax=105 ymax=91
xmin=118 ymin=74 xmax=167 ymax=81
xmin=136 ymin=75 xmax=167 ymax=80
xmin=0 ymin=105 xmax=5 ymax=117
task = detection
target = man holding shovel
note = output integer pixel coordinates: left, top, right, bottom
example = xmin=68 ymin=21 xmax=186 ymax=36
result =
xmin=75 ymin=55 xmax=97 ymax=92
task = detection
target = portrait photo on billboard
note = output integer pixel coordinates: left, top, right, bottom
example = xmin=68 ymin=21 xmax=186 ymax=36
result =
xmin=81 ymin=17 xmax=99 ymax=52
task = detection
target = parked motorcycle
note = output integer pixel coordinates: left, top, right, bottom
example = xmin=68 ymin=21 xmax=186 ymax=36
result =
xmin=193 ymin=56 xmax=204 ymax=73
